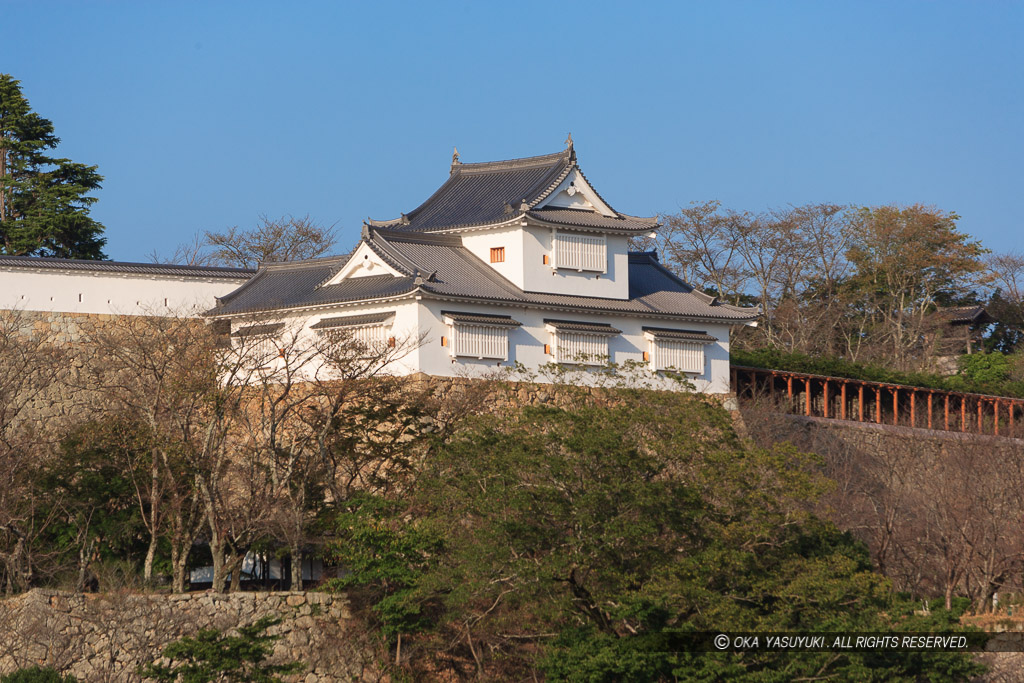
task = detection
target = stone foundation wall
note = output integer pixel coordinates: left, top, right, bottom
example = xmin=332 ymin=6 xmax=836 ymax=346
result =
xmin=9 ymin=309 xmax=734 ymax=436
xmin=17 ymin=311 xmax=112 ymax=431
xmin=0 ymin=589 xmax=382 ymax=682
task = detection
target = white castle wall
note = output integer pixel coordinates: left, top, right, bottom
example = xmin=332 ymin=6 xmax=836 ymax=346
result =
xmin=0 ymin=266 xmax=251 ymax=317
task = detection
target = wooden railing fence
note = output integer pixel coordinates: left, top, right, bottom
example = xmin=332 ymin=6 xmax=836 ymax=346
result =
xmin=731 ymin=365 xmax=1024 ymax=439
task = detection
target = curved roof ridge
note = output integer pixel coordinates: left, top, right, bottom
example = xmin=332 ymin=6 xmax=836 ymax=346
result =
xmin=365 ymin=230 xmax=425 ymax=275
xmin=453 ymin=148 xmax=571 ymax=174
xmin=260 ymin=253 xmax=351 ymax=270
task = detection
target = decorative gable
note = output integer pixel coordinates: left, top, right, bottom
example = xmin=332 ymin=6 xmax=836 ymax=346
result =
xmin=323 ymin=241 xmax=403 ymax=286
xmin=535 ymin=168 xmax=615 ymax=217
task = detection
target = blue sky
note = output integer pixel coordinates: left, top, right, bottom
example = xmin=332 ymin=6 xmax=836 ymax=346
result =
xmin=3 ymin=1 xmax=1022 ymax=260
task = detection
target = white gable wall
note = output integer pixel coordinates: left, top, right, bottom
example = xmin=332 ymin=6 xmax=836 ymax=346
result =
xmin=521 ymin=225 xmax=630 ymax=300
xmin=459 ymin=226 xmax=525 ymax=288
xmin=0 ymin=267 xmax=249 ymax=317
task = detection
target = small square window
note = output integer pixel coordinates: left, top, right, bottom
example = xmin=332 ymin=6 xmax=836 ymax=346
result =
xmin=490 ymin=247 xmax=505 ymax=263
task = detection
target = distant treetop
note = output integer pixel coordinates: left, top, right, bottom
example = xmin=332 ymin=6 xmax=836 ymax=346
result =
xmin=0 ymin=74 xmax=106 ymax=259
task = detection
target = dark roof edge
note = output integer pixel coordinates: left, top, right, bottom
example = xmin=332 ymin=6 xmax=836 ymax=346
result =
xmin=524 ymin=210 xmax=659 ymax=233
xmin=0 ymin=254 xmax=255 ymax=277
xmin=420 ymin=291 xmax=759 ymax=324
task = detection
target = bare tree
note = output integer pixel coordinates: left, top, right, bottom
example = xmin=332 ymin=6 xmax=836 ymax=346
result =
xmin=0 ymin=310 xmax=65 ymax=594
xmin=204 ymin=214 xmax=337 ymax=269
xmin=230 ymin=318 xmax=426 ymax=591
xmin=84 ymin=312 xmax=260 ymax=591
xmin=151 ymin=214 xmax=337 ymax=269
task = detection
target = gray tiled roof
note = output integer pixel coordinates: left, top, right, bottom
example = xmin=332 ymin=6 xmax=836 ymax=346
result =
xmin=207 ymin=231 xmax=759 ymax=324
xmin=928 ymin=305 xmax=994 ymax=326
xmin=526 ymin=208 xmax=658 ymax=232
xmin=310 ymin=312 xmax=395 ymax=329
xmin=544 ymin=319 xmax=622 ymax=335
xmin=442 ymin=311 xmax=522 ymax=327
xmin=642 ymin=327 xmax=718 ymax=342
xmin=0 ymin=254 xmax=254 ymax=279
xmin=367 ymin=148 xmax=656 ymax=234
xmin=211 ymin=253 xmax=418 ymax=315
xmin=231 ymin=323 xmax=285 ymax=337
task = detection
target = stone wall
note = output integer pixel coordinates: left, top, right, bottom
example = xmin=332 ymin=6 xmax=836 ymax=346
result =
xmin=0 ymin=589 xmax=383 ymax=682
xmin=9 ymin=309 xmax=734 ymax=437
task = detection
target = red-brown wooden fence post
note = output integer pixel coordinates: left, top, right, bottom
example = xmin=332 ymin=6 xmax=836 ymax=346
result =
xmin=841 ymin=383 xmax=848 ymax=420
xmin=893 ymin=388 xmax=899 ymax=426
xmin=823 ymin=380 xmax=830 ymax=418
xmin=858 ymin=385 xmax=865 ymax=422
xmin=805 ymin=378 xmax=812 ymax=416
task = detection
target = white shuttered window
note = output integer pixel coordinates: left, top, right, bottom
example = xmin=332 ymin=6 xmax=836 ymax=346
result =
xmin=554 ymin=332 xmax=609 ymax=365
xmin=452 ymin=324 xmax=508 ymax=360
xmin=652 ymin=340 xmax=704 ymax=373
xmin=322 ymin=324 xmax=387 ymax=348
xmin=553 ymin=232 xmax=606 ymax=272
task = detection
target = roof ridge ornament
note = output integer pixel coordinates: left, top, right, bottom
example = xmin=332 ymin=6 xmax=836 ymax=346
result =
xmin=451 ymin=146 xmax=461 ymax=174
xmin=519 ymin=199 xmax=530 ymax=212
xmin=564 ymin=133 xmax=576 ymax=163
xmin=400 ymin=213 xmax=410 ymax=226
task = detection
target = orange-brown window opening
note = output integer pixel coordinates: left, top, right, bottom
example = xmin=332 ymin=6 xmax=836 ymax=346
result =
xmin=490 ymin=247 xmax=505 ymax=263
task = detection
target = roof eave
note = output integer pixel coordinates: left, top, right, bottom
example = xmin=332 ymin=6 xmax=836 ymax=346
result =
xmin=523 ymin=213 xmax=659 ymax=234
xmin=417 ymin=289 xmax=760 ymax=325
xmin=203 ymin=289 xmax=420 ymax=319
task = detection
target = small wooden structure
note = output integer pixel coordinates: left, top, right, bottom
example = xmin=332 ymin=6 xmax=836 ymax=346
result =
xmin=732 ymin=365 xmax=1024 ymax=438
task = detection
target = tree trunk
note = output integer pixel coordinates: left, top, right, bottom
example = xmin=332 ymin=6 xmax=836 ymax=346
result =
xmin=143 ymin=534 xmax=157 ymax=588
xmin=143 ymin=451 xmax=161 ymax=588
xmin=290 ymin=543 xmax=303 ymax=592
xmin=210 ymin=539 xmax=227 ymax=593
xmin=170 ymin=541 xmax=190 ymax=593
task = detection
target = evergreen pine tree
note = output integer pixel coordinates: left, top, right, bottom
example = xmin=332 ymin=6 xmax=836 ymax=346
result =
xmin=0 ymin=74 xmax=106 ymax=259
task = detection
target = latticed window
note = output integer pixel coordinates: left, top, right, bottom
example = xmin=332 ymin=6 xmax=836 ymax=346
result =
xmin=443 ymin=311 xmax=521 ymax=361
xmin=311 ymin=313 xmax=395 ymax=356
xmin=553 ymin=232 xmax=606 ymax=272
xmin=321 ymin=324 xmax=387 ymax=347
xmin=490 ymin=247 xmax=505 ymax=263
xmin=545 ymin=319 xmax=620 ymax=365
xmin=231 ymin=322 xmax=286 ymax=365
xmin=643 ymin=328 xmax=716 ymax=374
xmin=453 ymin=324 xmax=507 ymax=359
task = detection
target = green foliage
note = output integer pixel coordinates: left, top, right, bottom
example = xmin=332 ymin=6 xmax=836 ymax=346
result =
xmin=324 ymin=494 xmax=443 ymax=640
xmin=336 ymin=392 xmax=981 ymax=680
xmin=0 ymin=668 xmax=77 ymax=683
xmin=0 ymin=74 xmax=105 ymax=258
xmin=33 ymin=419 xmax=149 ymax=586
xmin=139 ymin=616 xmax=303 ymax=683
xmin=732 ymin=347 xmax=1024 ymax=398
xmin=959 ymin=352 xmax=1011 ymax=384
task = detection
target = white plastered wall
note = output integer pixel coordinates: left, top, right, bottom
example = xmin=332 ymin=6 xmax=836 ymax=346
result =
xmin=0 ymin=267 xmax=250 ymax=317
xmin=521 ymin=226 xmax=630 ymax=300
xmin=459 ymin=226 xmax=525 ymax=289
xmin=415 ymin=298 xmax=732 ymax=394
xmin=224 ymin=299 xmax=423 ymax=379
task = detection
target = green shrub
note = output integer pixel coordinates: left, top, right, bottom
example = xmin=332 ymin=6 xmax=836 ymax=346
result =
xmin=0 ymin=667 xmax=77 ymax=683
xmin=139 ymin=616 xmax=303 ymax=683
